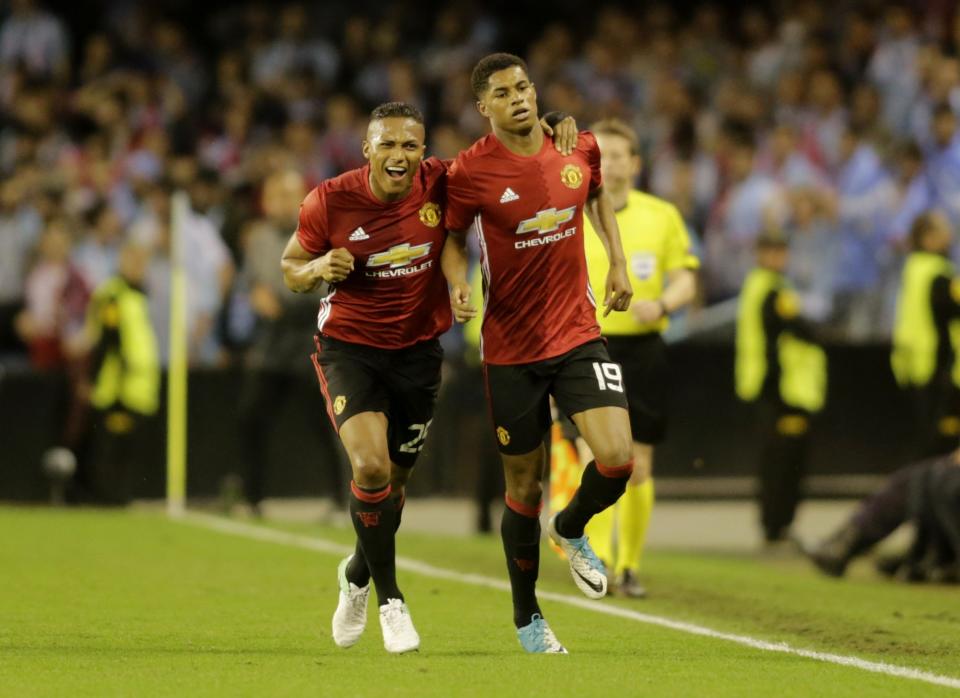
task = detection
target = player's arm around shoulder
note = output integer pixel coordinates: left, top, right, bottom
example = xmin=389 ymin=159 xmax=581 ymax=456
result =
xmin=439 ymin=156 xmax=479 ymax=323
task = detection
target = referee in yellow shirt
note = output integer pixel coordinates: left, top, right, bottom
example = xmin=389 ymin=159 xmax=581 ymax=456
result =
xmin=575 ymin=118 xmax=699 ymax=597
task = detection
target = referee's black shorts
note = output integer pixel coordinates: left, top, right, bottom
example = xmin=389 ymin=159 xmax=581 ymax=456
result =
xmin=607 ymin=333 xmax=668 ymax=444
xmin=560 ymin=333 xmax=668 ymax=446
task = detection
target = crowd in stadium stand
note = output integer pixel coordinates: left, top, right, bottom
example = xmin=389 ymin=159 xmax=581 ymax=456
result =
xmin=2 ymin=0 xmax=960 ymax=370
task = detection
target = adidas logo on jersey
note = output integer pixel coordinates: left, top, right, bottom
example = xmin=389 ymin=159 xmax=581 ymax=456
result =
xmin=499 ymin=188 xmax=520 ymax=203
xmin=349 ymin=227 xmax=369 ymax=241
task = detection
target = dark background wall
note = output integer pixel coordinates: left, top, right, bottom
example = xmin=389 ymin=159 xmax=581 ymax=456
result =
xmin=0 ymin=342 xmax=914 ymax=502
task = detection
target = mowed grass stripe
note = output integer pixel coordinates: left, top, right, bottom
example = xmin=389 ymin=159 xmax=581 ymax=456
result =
xmin=183 ymin=512 xmax=960 ymax=691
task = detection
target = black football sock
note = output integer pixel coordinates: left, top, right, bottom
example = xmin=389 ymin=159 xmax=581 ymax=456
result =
xmin=555 ymin=460 xmax=633 ymax=539
xmin=345 ymin=491 xmax=405 ymax=588
xmin=502 ymin=494 xmax=543 ymax=628
xmin=349 ymin=481 xmax=402 ymax=605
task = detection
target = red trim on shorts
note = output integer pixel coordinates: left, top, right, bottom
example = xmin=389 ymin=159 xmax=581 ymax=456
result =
xmin=596 ymin=459 xmax=634 ymax=478
xmin=504 ymin=493 xmax=542 ymax=518
xmin=311 ymin=337 xmax=339 ymax=432
xmin=351 ymin=481 xmax=392 ymax=504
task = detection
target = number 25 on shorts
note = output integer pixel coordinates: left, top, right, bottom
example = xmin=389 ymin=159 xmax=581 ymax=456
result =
xmin=399 ymin=420 xmax=433 ymax=453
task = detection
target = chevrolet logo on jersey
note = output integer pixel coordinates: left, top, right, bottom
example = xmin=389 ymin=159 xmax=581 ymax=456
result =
xmin=367 ymin=242 xmax=433 ymax=268
xmin=365 ymin=242 xmax=434 ymax=279
xmin=515 ymin=206 xmax=576 ymax=235
xmin=513 ymin=206 xmax=578 ymax=250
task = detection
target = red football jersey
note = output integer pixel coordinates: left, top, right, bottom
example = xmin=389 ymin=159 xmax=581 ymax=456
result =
xmin=296 ymin=158 xmax=452 ymax=349
xmin=445 ymin=132 xmax=603 ymax=365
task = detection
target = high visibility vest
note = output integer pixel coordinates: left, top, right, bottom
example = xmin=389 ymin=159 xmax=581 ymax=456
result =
xmin=891 ymin=251 xmax=960 ymax=388
xmin=89 ymin=277 xmax=160 ymax=415
xmin=736 ymin=267 xmax=827 ymax=412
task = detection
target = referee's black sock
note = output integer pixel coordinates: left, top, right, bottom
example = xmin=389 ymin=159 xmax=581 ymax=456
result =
xmin=345 ymin=491 xmax=405 ymax=588
xmin=501 ymin=494 xmax=543 ymax=628
xmin=556 ymin=460 xmax=633 ymax=538
xmin=348 ymin=482 xmax=402 ymax=604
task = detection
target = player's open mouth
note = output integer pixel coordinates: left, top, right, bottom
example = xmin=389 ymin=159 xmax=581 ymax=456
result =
xmin=384 ymin=165 xmax=407 ymax=181
xmin=511 ymin=108 xmax=530 ymax=121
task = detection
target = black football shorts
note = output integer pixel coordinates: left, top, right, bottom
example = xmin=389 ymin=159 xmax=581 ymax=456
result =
xmin=312 ymin=334 xmax=443 ymax=468
xmin=560 ymin=333 xmax=669 ymax=445
xmin=483 ymin=339 xmax=629 ymax=455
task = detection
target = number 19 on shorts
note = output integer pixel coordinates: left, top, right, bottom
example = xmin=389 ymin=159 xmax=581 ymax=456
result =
xmin=592 ymin=362 xmax=624 ymax=392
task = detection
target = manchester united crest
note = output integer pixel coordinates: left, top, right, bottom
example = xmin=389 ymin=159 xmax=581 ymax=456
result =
xmin=334 ymin=395 xmax=347 ymax=415
xmin=496 ymin=426 xmax=511 ymax=446
xmin=419 ymin=202 xmax=441 ymax=227
xmin=560 ymin=163 xmax=583 ymax=189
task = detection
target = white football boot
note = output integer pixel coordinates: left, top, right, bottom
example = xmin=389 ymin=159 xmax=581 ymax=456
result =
xmin=378 ymin=598 xmax=420 ymax=654
xmin=331 ymin=555 xmax=370 ymax=647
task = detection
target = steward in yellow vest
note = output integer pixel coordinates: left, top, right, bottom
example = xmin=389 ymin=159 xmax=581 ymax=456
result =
xmin=891 ymin=211 xmax=960 ymax=457
xmin=84 ymin=242 xmax=159 ymax=504
xmin=736 ymin=229 xmax=827 ymax=544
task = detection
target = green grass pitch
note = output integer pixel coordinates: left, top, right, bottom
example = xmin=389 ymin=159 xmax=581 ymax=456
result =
xmin=2 ymin=507 xmax=958 ymax=697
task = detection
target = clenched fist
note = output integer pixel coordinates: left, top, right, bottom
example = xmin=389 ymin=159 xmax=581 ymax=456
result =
xmin=315 ymin=248 xmax=355 ymax=283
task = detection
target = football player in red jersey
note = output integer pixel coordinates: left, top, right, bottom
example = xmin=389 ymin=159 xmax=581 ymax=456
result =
xmin=441 ymin=54 xmax=636 ymax=653
xmin=281 ymin=101 xmax=577 ymax=654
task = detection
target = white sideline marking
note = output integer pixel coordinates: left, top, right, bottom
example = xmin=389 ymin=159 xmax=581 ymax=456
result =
xmin=179 ymin=513 xmax=960 ymax=690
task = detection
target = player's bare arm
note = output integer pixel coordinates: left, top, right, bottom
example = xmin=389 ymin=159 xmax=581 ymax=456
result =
xmin=633 ymin=268 xmax=697 ymax=324
xmin=584 ymin=186 xmax=632 ymax=316
xmin=280 ymin=233 xmax=354 ymax=292
xmin=440 ymin=229 xmax=476 ymax=323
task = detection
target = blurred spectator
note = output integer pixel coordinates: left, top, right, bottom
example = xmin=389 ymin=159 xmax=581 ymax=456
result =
xmin=868 ymin=4 xmax=921 ymax=137
xmin=4 ymin=0 xmax=960 ymax=365
xmin=704 ymin=124 xmax=787 ymax=299
xmin=72 ymin=202 xmax=124 ymax=291
xmin=0 ymin=175 xmax=42 ymax=356
xmin=0 ymin=0 xmax=68 ymax=82
xmin=131 ymin=181 xmax=234 ymax=365
xmin=832 ymin=126 xmax=900 ymax=338
xmin=890 ymin=104 xmax=960 ymax=246
xmin=235 ymin=169 xmax=344 ymax=514
xmin=16 ymin=220 xmax=88 ymax=370
xmin=785 ymin=187 xmax=838 ymax=324
xmin=251 ymin=4 xmax=338 ymax=93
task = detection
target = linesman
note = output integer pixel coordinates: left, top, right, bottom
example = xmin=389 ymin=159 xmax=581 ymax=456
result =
xmin=575 ymin=118 xmax=699 ymax=597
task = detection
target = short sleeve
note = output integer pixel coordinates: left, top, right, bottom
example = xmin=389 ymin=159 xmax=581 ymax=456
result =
xmin=582 ymin=131 xmax=603 ymax=193
xmin=444 ymin=157 xmax=477 ymax=232
xmin=663 ymin=204 xmax=700 ymax=272
xmin=296 ymin=186 xmax=329 ymax=256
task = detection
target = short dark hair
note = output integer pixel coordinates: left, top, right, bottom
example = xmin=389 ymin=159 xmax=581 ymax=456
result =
xmin=370 ymin=102 xmax=423 ymax=124
xmin=909 ymin=211 xmax=940 ymax=250
xmin=471 ymin=53 xmax=529 ymax=98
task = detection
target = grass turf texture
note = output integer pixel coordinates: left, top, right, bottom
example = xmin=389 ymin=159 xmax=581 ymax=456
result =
xmin=2 ymin=507 xmax=958 ymax=697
